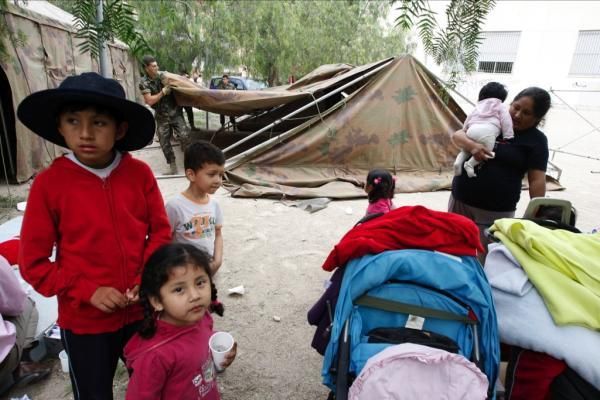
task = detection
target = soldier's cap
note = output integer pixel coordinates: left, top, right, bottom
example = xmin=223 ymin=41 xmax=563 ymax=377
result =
xmin=17 ymin=72 xmax=155 ymax=151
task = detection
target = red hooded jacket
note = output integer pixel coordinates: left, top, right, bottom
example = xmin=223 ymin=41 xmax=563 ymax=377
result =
xmin=19 ymin=154 xmax=171 ymax=334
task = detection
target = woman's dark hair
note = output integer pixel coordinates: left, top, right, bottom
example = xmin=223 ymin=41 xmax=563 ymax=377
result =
xmin=366 ymin=169 xmax=395 ymax=203
xmin=513 ymin=87 xmax=552 ymax=120
xmin=478 ymin=82 xmax=508 ymax=102
xmin=139 ymin=243 xmax=223 ymax=339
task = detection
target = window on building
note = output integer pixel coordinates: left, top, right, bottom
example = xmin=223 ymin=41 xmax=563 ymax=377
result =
xmin=570 ymin=31 xmax=600 ymax=75
xmin=477 ymin=31 xmax=521 ymax=74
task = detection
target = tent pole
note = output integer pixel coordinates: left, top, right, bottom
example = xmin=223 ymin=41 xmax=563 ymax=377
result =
xmin=549 ymin=89 xmax=600 ymax=150
xmin=222 ymin=57 xmax=395 ymax=155
xmin=225 ymin=88 xmax=356 ymax=171
xmin=97 ymin=0 xmax=111 ymax=78
xmin=0 ymin=98 xmax=15 ymax=176
xmin=428 ymin=72 xmax=476 ymax=107
xmin=0 ymin=101 xmax=14 ymax=202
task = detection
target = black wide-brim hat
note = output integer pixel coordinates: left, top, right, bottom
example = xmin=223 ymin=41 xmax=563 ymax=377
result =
xmin=17 ymin=72 xmax=155 ymax=152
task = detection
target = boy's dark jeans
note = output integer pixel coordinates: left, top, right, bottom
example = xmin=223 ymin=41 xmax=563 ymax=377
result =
xmin=61 ymin=321 xmax=140 ymax=400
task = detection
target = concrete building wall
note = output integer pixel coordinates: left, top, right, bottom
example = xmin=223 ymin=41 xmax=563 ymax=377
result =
xmin=411 ymin=1 xmax=600 ymax=158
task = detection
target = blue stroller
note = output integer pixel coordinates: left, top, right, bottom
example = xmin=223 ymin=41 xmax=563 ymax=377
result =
xmin=321 ymin=249 xmax=500 ymax=399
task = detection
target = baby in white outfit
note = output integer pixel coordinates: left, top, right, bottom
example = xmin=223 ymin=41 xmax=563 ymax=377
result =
xmin=454 ymin=82 xmax=514 ymax=178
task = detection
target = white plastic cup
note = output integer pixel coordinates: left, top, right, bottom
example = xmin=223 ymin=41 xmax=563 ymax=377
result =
xmin=209 ymin=331 xmax=234 ymax=372
xmin=59 ymin=350 xmax=69 ymax=373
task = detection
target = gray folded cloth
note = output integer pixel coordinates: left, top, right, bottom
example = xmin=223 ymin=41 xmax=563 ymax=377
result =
xmin=281 ymin=197 xmax=331 ymax=213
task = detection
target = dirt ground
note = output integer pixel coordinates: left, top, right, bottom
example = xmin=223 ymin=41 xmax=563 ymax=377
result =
xmin=2 ymin=138 xmax=599 ymax=400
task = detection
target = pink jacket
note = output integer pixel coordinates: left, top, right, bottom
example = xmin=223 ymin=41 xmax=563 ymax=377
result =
xmin=366 ymin=198 xmax=395 ymax=215
xmin=464 ymin=98 xmax=514 ymax=139
xmin=125 ymin=313 xmax=220 ymax=400
xmin=0 ymin=255 xmax=27 ymax=362
xmin=349 ymin=343 xmax=488 ymax=400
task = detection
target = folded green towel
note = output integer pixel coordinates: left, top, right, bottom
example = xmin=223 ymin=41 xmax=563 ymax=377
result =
xmin=491 ymin=218 xmax=600 ymax=330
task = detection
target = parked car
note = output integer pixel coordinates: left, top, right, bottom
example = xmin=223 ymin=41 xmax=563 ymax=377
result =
xmin=209 ymin=76 xmax=267 ymax=90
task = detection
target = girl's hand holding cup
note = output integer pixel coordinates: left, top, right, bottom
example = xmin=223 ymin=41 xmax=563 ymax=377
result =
xmin=221 ymin=342 xmax=237 ymax=369
xmin=209 ymin=332 xmax=236 ymax=372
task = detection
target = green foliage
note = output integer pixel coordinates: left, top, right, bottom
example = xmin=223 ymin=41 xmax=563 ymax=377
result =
xmin=130 ymin=0 xmax=405 ymax=85
xmin=393 ymin=0 xmax=496 ymax=87
xmin=102 ymin=0 xmax=150 ymax=56
xmin=127 ymin=0 xmax=241 ymax=77
xmin=71 ymin=0 xmax=100 ymax=56
xmin=47 ymin=1 xmax=405 ymax=85
xmin=53 ymin=0 xmax=152 ymax=59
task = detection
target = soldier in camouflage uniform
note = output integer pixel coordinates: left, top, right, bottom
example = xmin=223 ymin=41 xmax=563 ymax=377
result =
xmin=216 ymin=74 xmax=237 ymax=131
xmin=140 ymin=55 xmax=189 ymax=175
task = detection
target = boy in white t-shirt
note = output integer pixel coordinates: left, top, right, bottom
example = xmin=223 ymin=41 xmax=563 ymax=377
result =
xmin=166 ymin=141 xmax=225 ymax=274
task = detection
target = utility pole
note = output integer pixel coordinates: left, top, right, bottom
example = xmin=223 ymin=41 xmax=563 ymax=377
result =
xmin=205 ymin=45 xmax=209 ymax=130
xmin=97 ymin=0 xmax=111 ymax=77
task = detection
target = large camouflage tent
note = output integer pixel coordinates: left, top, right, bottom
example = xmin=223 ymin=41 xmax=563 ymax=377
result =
xmin=173 ymin=55 xmax=467 ymax=199
xmin=0 ymin=0 xmax=140 ymax=182
xmin=170 ymin=55 xmax=564 ymax=199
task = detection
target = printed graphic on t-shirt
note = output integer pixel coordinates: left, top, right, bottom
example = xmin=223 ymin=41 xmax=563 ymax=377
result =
xmin=192 ymin=357 xmax=216 ymax=398
xmin=182 ymin=214 xmax=216 ymax=239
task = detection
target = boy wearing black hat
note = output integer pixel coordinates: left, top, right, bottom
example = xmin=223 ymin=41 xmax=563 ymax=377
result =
xmin=16 ymin=72 xmax=172 ymax=400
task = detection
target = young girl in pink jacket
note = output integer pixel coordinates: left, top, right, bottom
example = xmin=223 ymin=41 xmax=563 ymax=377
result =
xmin=364 ymin=169 xmax=396 ymax=216
xmin=125 ymin=243 xmax=236 ymax=400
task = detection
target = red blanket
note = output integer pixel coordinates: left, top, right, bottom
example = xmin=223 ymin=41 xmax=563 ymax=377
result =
xmin=321 ymin=206 xmax=484 ymax=271
xmin=0 ymin=237 xmax=20 ymax=265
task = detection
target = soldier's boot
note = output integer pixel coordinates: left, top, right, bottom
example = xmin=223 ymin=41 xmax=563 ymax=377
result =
xmin=163 ymin=161 xmax=178 ymax=175
xmin=180 ymin=137 xmax=190 ymax=152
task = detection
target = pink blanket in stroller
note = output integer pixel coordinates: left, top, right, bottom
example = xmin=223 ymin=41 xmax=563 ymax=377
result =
xmin=349 ymin=343 xmax=488 ymax=400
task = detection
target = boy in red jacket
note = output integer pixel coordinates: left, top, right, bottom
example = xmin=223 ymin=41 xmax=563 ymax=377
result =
xmin=17 ymin=72 xmax=172 ymax=400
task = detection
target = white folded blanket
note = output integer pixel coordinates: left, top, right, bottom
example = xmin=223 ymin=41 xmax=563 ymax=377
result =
xmin=485 ymin=243 xmax=600 ymax=389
